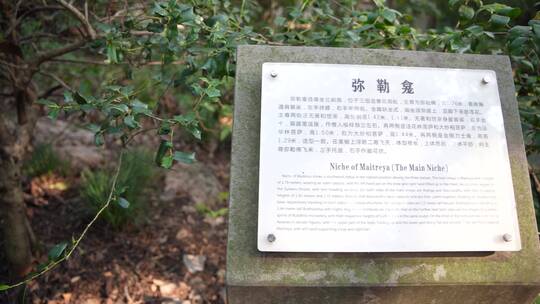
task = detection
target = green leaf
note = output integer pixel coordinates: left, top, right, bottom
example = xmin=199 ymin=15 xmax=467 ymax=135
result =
xmin=220 ymin=127 xmax=231 ymax=141
xmin=158 ymin=122 xmax=172 ymax=135
xmin=87 ymin=124 xmax=101 ymax=133
xmin=509 ymin=37 xmax=528 ymax=54
xmin=398 ymin=25 xmax=412 ymax=34
xmin=484 ymin=31 xmax=496 ymax=39
xmin=161 ymin=155 xmax=173 ymax=169
xmin=205 ymin=87 xmax=221 ymax=98
xmin=465 ymin=25 xmax=483 ymax=36
xmin=155 ymin=140 xmax=173 ymax=167
xmin=173 ymin=113 xmax=197 ymax=126
xmin=459 ymin=5 xmax=475 ymax=20
xmin=37 ymin=98 xmax=61 ymax=117
xmin=107 ymin=44 xmax=118 ymax=64
xmin=124 ymin=115 xmax=139 ymax=129
xmin=48 ymin=108 xmax=60 ymax=120
xmin=118 ymin=197 xmax=130 ymax=209
xmin=185 ymin=125 xmax=201 ymax=140
xmin=449 ymin=0 xmax=462 ymax=7
xmin=119 ymin=85 xmax=134 ymax=98
xmin=131 ymin=99 xmax=150 ymax=115
xmin=481 ymin=4 xmax=521 ymax=18
xmin=499 ymin=7 xmax=521 ymax=19
xmin=373 ymin=0 xmax=385 ymax=8
xmin=48 ymin=242 xmax=68 ymax=261
xmin=381 ymin=9 xmax=396 ymax=23
xmin=191 ymin=83 xmax=204 ymax=96
xmin=521 ymin=60 xmax=534 ymax=71
xmin=73 ymin=92 xmax=88 ymax=105
xmin=108 ymin=104 xmax=129 ymax=114
xmin=180 ymin=5 xmax=199 ymax=24
xmin=274 ymin=16 xmax=286 ymax=26
xmin=173 ymin=151 xmax=196 ymax=164
xmin=94 ymin=133 xmax=104 ymax=146
xmin=530 ymin=20 xmax=540 ymax=39
xmin=152 ymin=3 xmax=168 ymax=17
xmin=489 ymin=14 xmax=510 ymax=26
xmin=0 ymin=284 xmax=10 ymax=291
xmin=509 ymin=26 xmax=532 ymax=39
xmin=63 ymin=91 xmax=74 ymax=103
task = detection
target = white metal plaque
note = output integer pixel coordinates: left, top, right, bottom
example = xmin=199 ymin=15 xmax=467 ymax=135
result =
xmin=257 ymin=62 xmax=521 ymax=252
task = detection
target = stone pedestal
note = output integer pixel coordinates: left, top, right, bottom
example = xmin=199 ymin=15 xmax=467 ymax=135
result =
xmin=226 ymin=45 xmax=540 ymax=304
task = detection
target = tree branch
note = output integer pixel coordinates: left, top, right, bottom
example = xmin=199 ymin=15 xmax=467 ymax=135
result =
xmin=49 ymin=57 xmax=184 ymax=66
xmin=20 ymin=33 xmax=66 ymax=43
xmin=50 ymin=58 xmax=109 ymax=65
xmin=28 ymin=1 xmax=100 ymax=68
xmin=31 ymin=39 xmax=87 ymax=68
xmin=38 ymin=85 xmax=62 ymax=99
xmin=38 ymin=71 xmax=73 ymax=92
xmin=55 ymin=0 xmax=96 ymax=39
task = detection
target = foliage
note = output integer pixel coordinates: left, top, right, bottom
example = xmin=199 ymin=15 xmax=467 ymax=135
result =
xmin=23 ymin=144 xmax=69 ymax=177
xmin=195 ymin=203 xmax=229 ymax=218
xmin=30 ymin=0 xmax=538 ymax=160
xmin=80 ymin=150 xmax=157 ymax=228
xmin=195 ymin=191 xmax=229 ymax=218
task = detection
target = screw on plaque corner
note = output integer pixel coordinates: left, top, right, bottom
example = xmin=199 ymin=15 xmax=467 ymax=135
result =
xmin=502 ymin=233 xmax=512 ymax=242
xmin=267 ymin=233 xmax=276 ymax=243
xmin=270 ymin=71 xmax=278 ymax=78
xmin=482 ymin=75 xmax=491 ymax=84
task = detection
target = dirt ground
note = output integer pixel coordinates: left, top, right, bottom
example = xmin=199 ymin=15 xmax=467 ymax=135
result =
xmin=0 ymin=139 xmax=232 ymax=304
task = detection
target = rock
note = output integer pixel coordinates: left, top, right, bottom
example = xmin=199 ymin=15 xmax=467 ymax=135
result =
xmin=65 ymin=145 xmax=105 ymax=168
xmin=190 ymin=294 xmax=203 ymax=304
xmin=84 ymin=298 xmax=101 ymax=304
xmin=160 ymin=282 xmax=178 ymax=297
xmin=203 ymin=216 xmax=225 ymax=227
xmin=176 ymin=228 xmax=191 ymax=240
xmin=161 ymin=163 xmax=222 ymax=208
xmin=162 ymin=300 xmax=182 ymax=304
xmin=35 ymin=118 xmax=94 ymax=145
xmin=159 ymin=235 xmax=169 ymax=244
xmin=181 ymin=205 xmax=197 ymax=214
xmin=177 ymin=281 xmax=191 ymax=299
xmin=34 ymin=118 xmax=108 ymax=169
xmin=182 ymin=254 xmax=206 ymax=273
xmin=188 ymin=276 xmax=206 ymax=292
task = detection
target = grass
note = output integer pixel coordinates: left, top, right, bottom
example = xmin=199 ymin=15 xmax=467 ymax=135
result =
xmin=23 ymin=143 xmax=69 ymax=177
xmin=80 ymin=149 xmax=157 ymax=229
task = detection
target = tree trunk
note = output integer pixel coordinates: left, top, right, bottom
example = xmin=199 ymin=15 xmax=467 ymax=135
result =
xmin=0 ymin=88 xmax=37 ymax=279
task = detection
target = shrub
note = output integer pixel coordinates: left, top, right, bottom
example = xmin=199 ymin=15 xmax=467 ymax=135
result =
xmin=23 ymin=144 xmax=69 ymax=177
xmin=80 ymin=149 xmax=157 ymax=229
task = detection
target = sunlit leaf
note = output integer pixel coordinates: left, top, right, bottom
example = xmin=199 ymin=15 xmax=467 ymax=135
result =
xmin=173 ymin=151 xmax=196 ymax=164
xmin=48 ymin=242 xmax=68 ymax=261
xmin=118 ymin=197 xmax=130 ymax=208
